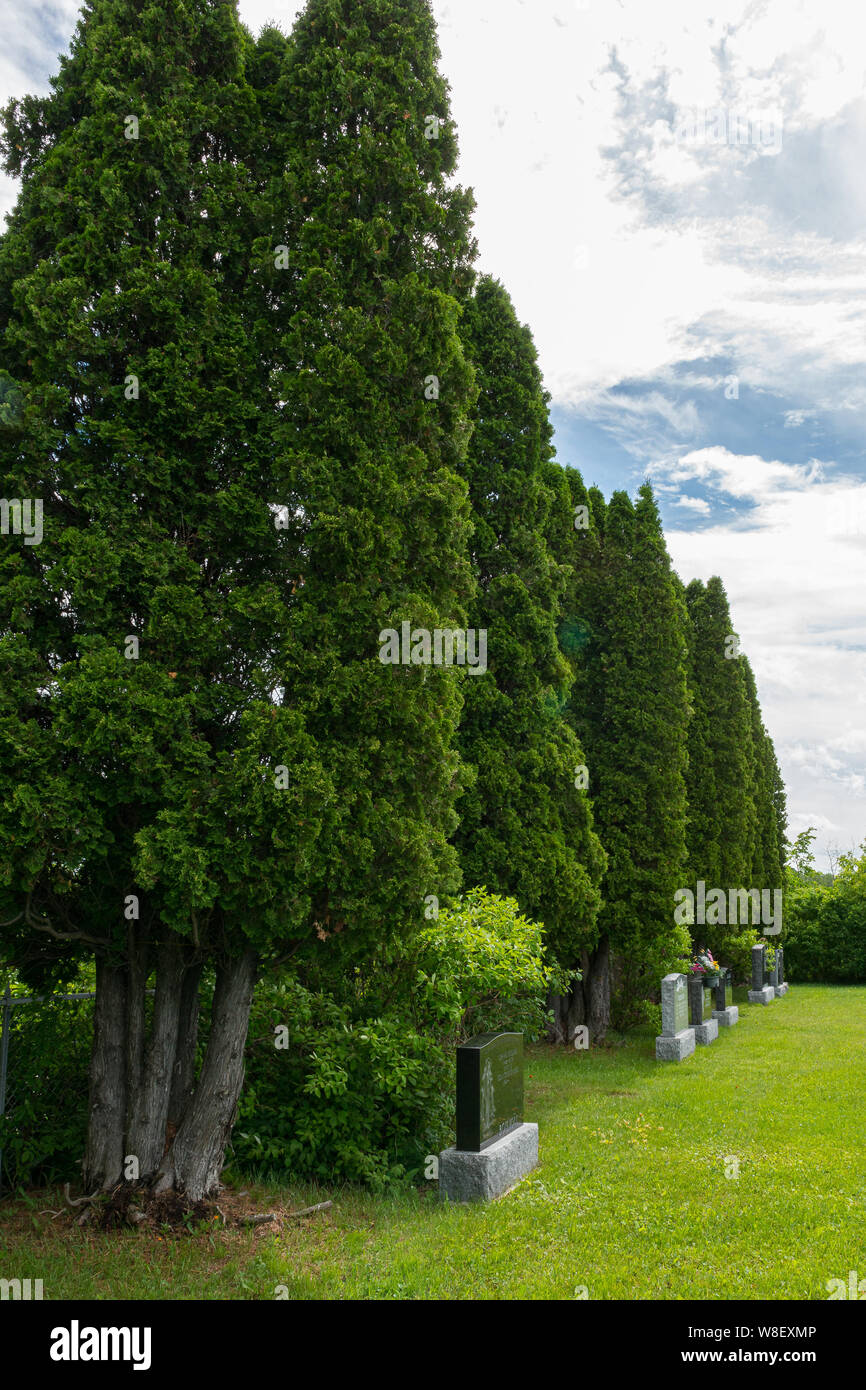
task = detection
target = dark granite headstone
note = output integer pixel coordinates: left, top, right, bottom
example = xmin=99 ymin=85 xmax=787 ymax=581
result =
xmin=776 ymin=946 xmax=785 ymax=984
xmin=714 ymin=968 xmax=733 ymax=1011
xmin=764 ymin=953 xmax=778 ymax=988
xmin=751 ymin=944 xmax=766 ymax=992
xmin=688 ymin=976 xmax=714 ymax=1025
xmin=456 ymin=1032 xmax=523 ymax=1153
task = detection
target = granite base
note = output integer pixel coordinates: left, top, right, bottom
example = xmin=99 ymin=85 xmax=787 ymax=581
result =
xmin=713 ymin=1006 xmax=739 ymax=1026
xmin=439 ymin=1122 xmax=538 ymax=1203
xmin=655 ymin=1028 xmax=696 ymax=1061
xmin=694 ymin=1018 xmax=719 ymax=1045
xmin=748 ymin=986 xmax=775 ymax=1005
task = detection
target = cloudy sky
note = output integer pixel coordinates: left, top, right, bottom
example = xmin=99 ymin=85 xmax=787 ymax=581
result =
xmin=3 ymin=0 xmax=865 ymax=868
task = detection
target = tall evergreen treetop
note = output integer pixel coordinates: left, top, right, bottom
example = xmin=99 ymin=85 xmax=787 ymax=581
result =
xmin=453 ymin=278 xmax=604 ymax=978
xmin=270 ymin=0 xmax=481 ymax=953
xmin=557 ymin=483 xmax=691 ymax=1035
xmin=684 ymin=576 xmax=755 ymax=889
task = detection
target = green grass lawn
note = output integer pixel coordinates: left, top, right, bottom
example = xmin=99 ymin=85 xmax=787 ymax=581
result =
xmin=2 ymin=984 xmax=864 ymax=1300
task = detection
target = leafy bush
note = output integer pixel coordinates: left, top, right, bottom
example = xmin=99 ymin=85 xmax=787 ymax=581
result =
xmin=784 ymin=856 xmax=866 ymax=982
xmin=0 ymin=984 xmax=93 ymax=1190
xmin=0 ymin=893 xmax=561 ymax=1194
xmin=232 ymin=889 xmax=564 ymax=1190
xmin=613 ymin=918 xmax=692 ymax=1032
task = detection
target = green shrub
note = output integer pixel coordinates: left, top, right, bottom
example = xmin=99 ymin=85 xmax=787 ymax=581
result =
xmin=784 ymin=866 xmax=866 ymax=982
xmin=232 ymin=889 xmax=564 ymax=1190
xmin=0 ymin=985 xmax=93 ymax=1190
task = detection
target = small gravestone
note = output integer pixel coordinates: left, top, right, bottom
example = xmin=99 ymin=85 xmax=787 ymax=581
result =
xmin=456 ymin=1032 xmax=523 ymax=1151
xmin=439 ymin=1033 xmax=538 ymax=1201
xmin=687 ymin=975 xmax=718 ymax=1045
xmin=765 ymin=952 xmax=779 ymax=990
xmin=748 ymin=943 xmax=774 ymax=1005
xmin=775 ymin=945 xmax=789 ymax=997
xmin=656 ymin=973 xmax=695 ymax=1061
xmin=713 ymin=966 xmax=738 ymax=1027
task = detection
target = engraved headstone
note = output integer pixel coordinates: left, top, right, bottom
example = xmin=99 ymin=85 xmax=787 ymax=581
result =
xmin=688 ymin=976 xmax=714 ymax=1024
xmin=661 ymin=973 xmax=689 ymax=1035
xmin=751 ymin=944 xmax=765 ymax=992
xmin=713 ymin=966 xmax=738 ymax=1026
xmin=440 ymin=1032 xmax=538 ymax=1200
xmin=688 ymin=975 xmax=718 ymax=1044
xmin=713 ymin=968 xmax=733 ymax=1012
xmin=656 ymin=974 xmax=696 ymax=1060
xmin=749 ymin=943 xmax=774 ymax=1004
xmin=456 ymin=1032 xmax=523 ymax=1153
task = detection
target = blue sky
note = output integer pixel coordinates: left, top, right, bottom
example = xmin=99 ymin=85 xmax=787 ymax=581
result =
xmin=3 ymin=0 xmax=865 ymax=869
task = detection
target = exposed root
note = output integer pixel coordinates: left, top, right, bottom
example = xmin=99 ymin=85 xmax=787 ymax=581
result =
xmin=63 ymin=1183 xmax=100 ymax=1210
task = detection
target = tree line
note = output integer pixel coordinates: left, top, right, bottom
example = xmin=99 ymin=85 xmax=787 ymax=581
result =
xmin=0 ymin=0 xmax=786 ymax=1201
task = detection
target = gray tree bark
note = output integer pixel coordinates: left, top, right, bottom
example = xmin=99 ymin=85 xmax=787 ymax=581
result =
xmin=124 ymin=922 xmax=149 ymax=1146
xmin=83 ymin=961 xmax=127 ymax=1191
xmin=126 ymin=935 xmax=185 ymax=1179
xmin=156 ymin=948 xmax=257 ymax=1202
xmin=168 ymin=960 xmax=202 ymax=1130
xmin=548 ymin=935 xmax=611 ymax=1046
xmin=585 ymin=934 xmax=610 ymax=1042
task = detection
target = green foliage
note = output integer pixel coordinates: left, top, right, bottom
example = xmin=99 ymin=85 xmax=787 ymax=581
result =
xmin=742 ymin=657 xmax=787 ymax=888
xmin=558 ymin=481 xmax=691 ymax=1024
xmin=0 ymin=0 xmax=491 ymax=1197
xmin=233 ymin=889 xmax=563 ymax=1189
xmin=783 ymin=833 xmax=866 ymax=982
xmin=453 ymin=278 xmax=605 ymax=963
xmin=0 ymin=0 xmax=795 ymax=1178
xmin=0 ymin=990 xmax=93 ymax=1188
xmin=0 ymin=0 xmax=317 ymax=975
xmin=252 ymin=0 xmax=482 ymax=961
xmin=684 ymin=577 xmax=753 ymax=893
xmin=682 ymin=578 xmax=787 ymax=970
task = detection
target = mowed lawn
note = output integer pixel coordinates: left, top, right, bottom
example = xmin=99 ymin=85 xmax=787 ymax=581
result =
xmin=1 ymin=984 xmax=864 ymax=1300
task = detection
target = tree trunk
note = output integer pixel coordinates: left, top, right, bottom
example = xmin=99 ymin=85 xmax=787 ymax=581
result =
xmin=126 ymin=935 xmax=185 ymax=1179
xmin=83 ymin=961 xmax=127 ymax=1191
xmin=546 ymin=988 xmax=569 ymax=1044
xmin=156 ymin=948 xmax=257 ymax=1202
xmin=585 ymin=934 xmax=610 ymax=1042
xmin=168 ymin=960 xmax=202 ymax=1131
xmin=548 ymin=935 xmax=610 ymax=1046
xmin=124 ymin=923 xmax=149 ymax=1149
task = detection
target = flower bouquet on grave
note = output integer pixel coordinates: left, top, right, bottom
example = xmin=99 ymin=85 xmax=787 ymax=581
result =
xmin=689 ymin=950 xmax=720 ymax=987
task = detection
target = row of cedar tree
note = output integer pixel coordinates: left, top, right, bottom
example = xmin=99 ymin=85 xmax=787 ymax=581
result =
xmin=0 ymin=0 xmax=786 ymax=1201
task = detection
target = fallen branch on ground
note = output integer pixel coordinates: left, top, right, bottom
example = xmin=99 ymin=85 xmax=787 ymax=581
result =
xmin=286 ymin=1200 xmax=332 ymax=1219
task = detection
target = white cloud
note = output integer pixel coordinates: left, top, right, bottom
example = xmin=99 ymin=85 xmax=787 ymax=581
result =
xmin=673 ymin=495 xmax=711 ymax=514
xmin=662 ymin=450 xmax=866 ymax=861
xmin=660 ymin=446 xmax=821 ymax=502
